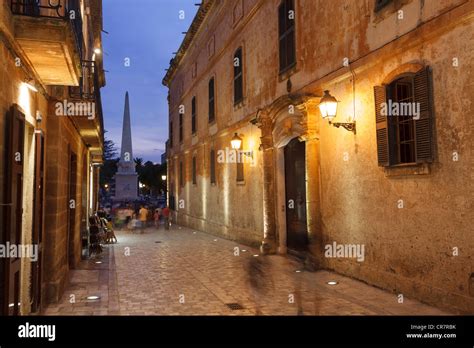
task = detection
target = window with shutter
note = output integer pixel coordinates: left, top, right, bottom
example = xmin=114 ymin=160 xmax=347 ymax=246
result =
xmin=209 ymin=78 xmax=215 ymax=123
xmin=374 ymin=67 xmax=434 ymax=167
xmin=374 ymin=85 xmax=391 ymax=166
xmin=191 ymin=97 xmax=197 ymax=135
xmin=413 ymin=67 xmax=434 ymax=163
xmin=278 ymin=0 xmax=296 ymax=73
xmin=233 ymin=48 xmax=243 ymax=105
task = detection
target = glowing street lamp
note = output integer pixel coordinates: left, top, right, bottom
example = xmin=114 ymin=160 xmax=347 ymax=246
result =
xmin=319 ymin=90 xmax=338 ymax=121
xmin=319 ymin=90 xmax=356 ymax=133
xmin=231 ymin=133 xmax=243 ymax=150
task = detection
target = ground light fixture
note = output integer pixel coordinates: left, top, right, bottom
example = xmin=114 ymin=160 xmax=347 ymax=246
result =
xmin=327 ymin=281 xmax=338 ymax=286
xmin=319 ymin=90 xmax=356 ymax=133
xmin=231 ymin=133 xmax=243 ymax=150
xmin=86 ymin=296 xmax=100 ymax=301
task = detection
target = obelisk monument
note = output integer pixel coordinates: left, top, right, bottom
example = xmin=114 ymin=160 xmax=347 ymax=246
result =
xmin=114 ymin=91 xmax=138 ymax=200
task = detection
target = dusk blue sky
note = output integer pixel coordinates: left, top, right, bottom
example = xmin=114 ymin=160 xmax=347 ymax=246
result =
xmin=102 ymin=0 xmax=198 ymax=163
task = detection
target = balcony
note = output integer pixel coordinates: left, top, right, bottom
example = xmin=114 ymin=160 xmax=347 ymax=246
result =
xmin=67 ymin=60 xmax=104 ymax=161
xmin=11 ymin=0 xmax=83 ymax=86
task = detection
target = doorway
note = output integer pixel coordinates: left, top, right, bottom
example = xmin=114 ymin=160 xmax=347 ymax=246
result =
xmin=2 ymin=106 xmax=25 ymax=315
xmin=284 ymin=138 xmax=308 ymax=252
xmin=30 ymin=131 xmax=45 ymax=313
xmin=67 ymin=150 xmax=78 ymax=269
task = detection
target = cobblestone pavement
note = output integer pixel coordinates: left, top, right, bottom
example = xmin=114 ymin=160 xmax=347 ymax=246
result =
xmin=43 ymin=224 xmax=448 ymax=316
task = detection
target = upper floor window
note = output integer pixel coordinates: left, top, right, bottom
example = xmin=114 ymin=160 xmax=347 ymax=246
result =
xmin=179 ymin=112 xmax=184 ymax=143
xmin=191 ymin=97 xmax=197 ymax=135
xmin=278 ymin=0 xmax=296 ymax=73
xmin=233 ymin=48 xmax=243 ymax=105
xmin=375 ymin=0 xmax=393 ymax=11
xmin=209 ymin=78 xmax=215 ymax=123
xmin=374 ymin=67 xmax=434 ymax=167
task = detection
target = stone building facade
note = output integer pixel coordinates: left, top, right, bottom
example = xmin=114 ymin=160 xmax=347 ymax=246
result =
xmin=163 ymin=0 xmax=474 ymax=314
xmin=0 ymin=0 xmax=105 ymax=315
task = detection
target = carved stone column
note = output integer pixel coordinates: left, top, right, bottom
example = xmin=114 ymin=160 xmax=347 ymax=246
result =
xmin=256 ymin=110 xmax=277 ymax=254
xmin=298 ymin=100 xmax=322 ymax=269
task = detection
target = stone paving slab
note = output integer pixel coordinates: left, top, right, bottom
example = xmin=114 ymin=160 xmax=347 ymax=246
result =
xmin=43 ymin=225 xmax=449 ymax=316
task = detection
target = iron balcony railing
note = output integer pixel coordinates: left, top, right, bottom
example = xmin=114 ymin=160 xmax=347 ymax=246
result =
xmin=69 ymin=60 xmax=97 ymax=101
xmin=11 ymin=0 xmax=84 ymax=59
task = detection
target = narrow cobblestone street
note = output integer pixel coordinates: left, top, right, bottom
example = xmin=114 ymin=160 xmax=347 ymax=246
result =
xmin=43 ymin=225 xmax=448 ymax=316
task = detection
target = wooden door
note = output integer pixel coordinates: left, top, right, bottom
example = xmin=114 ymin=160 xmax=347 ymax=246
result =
xmin=284 ymin=138 xmax=308 ymax=251
xmin=30 ymin=131 xmax=44 ymax=313
xmin=2 ymin=106 xmax=25 ymax=315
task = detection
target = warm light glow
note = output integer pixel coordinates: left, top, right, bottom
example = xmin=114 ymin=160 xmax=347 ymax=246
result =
xmin=161 ymin=175 xmax=167 ymax=181
xmin=327 ymin=281 xmax=338 ymax=286
xmin=319 ymin=90 xmax=338 ymax=120
xmin=18 ymin=84 xmax=31 ymax=115
xmin=86 ymin=296 xmax=100 ymax=300
xmin=94 ymin=48 xmax=102 ymax=55
xmin=104 ymin=184 xmax=109 ymax=188
xmin=24 ymin=81 xmax=38 ymax=93
xmin=231 ymin=133 xmax=243 ymax=150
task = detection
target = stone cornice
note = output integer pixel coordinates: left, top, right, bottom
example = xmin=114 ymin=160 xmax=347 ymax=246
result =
xmin=162 ymin=0 xmax=214 ymax=87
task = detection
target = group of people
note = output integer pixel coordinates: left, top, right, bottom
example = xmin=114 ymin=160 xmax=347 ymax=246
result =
xmin=89 ymin=210 xmax=118 ymax=256
xmin=115 ymin=205 xmax=170 ymax=233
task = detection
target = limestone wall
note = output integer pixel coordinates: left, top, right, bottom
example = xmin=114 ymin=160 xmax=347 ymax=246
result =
xmin=166 ymin=0 xmax=474 ymax=312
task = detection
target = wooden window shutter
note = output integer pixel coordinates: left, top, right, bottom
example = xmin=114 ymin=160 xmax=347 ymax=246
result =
xmin=374 ymin=85 xmax=390 ymax=166
xmin=413 ymin=67 xmax=434 ymax=163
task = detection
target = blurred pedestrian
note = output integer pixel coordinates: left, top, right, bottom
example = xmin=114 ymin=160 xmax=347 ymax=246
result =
xmin=162 ymin=206 xmax=170 ymax=230
xmin=138 ymin=205 xmax=148 ymax=234
xmin=154 ymin=208 xmax=161 ymax=228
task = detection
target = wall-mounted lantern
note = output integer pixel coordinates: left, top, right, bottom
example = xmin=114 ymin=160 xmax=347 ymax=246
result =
xmin=319 ymin=90 xmax=356 ymax=133
xmin=231 ymin=133 xmax=243 ymax=150
xmin=161 ymin=175 xmax=167 ymax=181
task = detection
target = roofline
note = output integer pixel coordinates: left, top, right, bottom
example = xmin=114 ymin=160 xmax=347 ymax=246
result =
xmin=162 ymin=0 xmax=214 ymax=87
